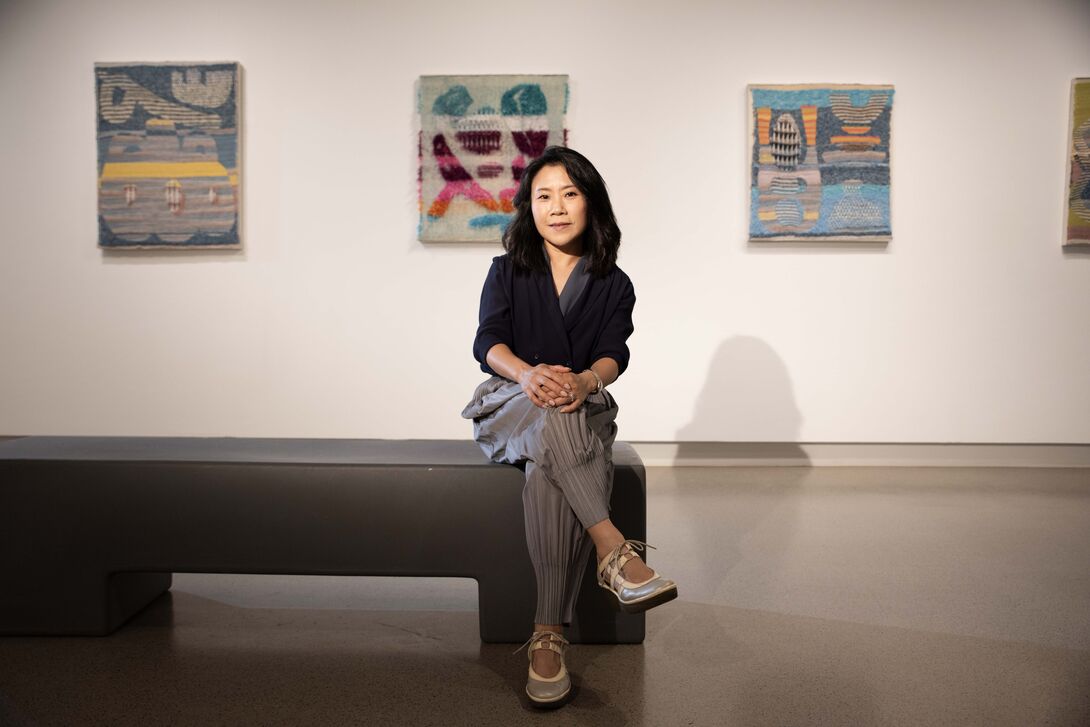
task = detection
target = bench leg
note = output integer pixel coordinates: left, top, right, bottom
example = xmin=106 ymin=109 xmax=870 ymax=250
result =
xmin=476 ymin=570 xmax=536 ymax=643
xmin=0 ymin=571 xmax=171 ymax=636
xmin=107 ymin=572 xmax=173 ymax=631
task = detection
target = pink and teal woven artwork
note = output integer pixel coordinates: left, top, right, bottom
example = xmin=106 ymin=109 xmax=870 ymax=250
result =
xmin=96 ymin=62 xmax=240 ymax=249
xmin=418 ymin=75 xmax=568 ymax=242
xmin=749 ymin=84 xmax=894 ymax=242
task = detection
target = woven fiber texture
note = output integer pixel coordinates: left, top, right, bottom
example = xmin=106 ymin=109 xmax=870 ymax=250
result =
xmin=749 ymin=84 xmax=894 ymax=242
xmin=95 ymin=62 xmax=241 ymax=250
xmin=1066 ymin=78 xmax=1090 ymax=247
xmin=418 ymin=75 xmax=568 ymax=243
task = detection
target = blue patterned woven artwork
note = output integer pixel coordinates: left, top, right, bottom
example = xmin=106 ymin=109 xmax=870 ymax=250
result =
xmin=418 ymin=75 xmax=568 ymax=243
xmin=749 ymin=84 xmax=894 ymax=242
xmin=96 ymin=62 xmax=241 ymax=249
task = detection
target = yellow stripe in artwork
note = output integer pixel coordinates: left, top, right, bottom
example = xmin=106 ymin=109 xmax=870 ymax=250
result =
xmin=756 ymin=108 xmax=772 ymax=145
xmin=801 ymin=106 xmax=817 ymax=142
xmin=830 ymin=136 xmax=881 ymax=145
xmin=101 ymin=162 xmax=230 ymax=179
xmin=758 ymin=151 xmax=774 ymax=164
xmin=759 ymin=210 xmax=819 ymax=222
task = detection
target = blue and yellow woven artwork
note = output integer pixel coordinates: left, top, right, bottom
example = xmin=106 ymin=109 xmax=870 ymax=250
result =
xmin=749 ymin=84 xmax=894 ymax=242
xmin=96 ymin=62 xmax=240 ymax=249
xmin=418 ymin=75 xmax=568 ymax=243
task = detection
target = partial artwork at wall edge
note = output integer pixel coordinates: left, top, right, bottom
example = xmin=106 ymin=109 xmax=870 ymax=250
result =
xmin=96 ymin=62 xmax=241 ymax=250
xmin=749 ymin=84 xmax=894 ymax=243
xmin=1066 ymin=77 xmax=1090 ymax=247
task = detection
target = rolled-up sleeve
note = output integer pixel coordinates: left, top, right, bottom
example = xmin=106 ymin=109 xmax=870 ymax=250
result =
xmin=590 ymin=273 xmax=636 ymax=376
xmin=472 ymin=257 xmax=513 ymax=373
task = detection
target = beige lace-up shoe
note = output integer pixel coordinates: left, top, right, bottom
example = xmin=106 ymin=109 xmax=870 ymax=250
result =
xmin=596 ymin=540 xmax=678 ymax=613
xmin=521 ymin=630 xmax=571 ymax=707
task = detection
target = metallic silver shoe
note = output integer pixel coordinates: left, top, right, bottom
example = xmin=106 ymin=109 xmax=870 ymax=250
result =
xmin=596 ymin=540 xmax=678 ymax=614
xmin=518 ymin=630 xmax=571 ymax=707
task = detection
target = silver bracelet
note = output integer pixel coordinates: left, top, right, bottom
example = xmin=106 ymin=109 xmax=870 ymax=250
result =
xmin=587 ymin=369 xmax=603 ymax=395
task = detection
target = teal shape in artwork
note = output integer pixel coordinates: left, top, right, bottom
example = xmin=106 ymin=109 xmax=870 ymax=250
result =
xmin=501 ymin=84 xmax=547 ymax=116
xmin=433 ymin=85 xmax=473 ymax=116
xmin=469 ymin=213 xmax=513 ymax=228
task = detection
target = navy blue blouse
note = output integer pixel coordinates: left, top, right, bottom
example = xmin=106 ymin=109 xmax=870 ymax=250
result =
xmin=472 ymin=254 xmax=636 ymax=377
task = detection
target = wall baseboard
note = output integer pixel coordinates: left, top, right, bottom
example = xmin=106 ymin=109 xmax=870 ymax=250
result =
xmin=630 ymin=442 xmax=1090 ymax=468
xmin=6 ymin=436 xmax=1088 ymax=468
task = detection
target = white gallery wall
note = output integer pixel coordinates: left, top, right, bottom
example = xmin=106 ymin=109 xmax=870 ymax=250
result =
xmin=1 ymin=0 xmax=1088 ymax=444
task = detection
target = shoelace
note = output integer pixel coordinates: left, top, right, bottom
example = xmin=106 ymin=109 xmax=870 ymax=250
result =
xmin=603 ymin=539 xmax=657 ymax=576
xmin=513 ymin=630 xmax=569 ymax=656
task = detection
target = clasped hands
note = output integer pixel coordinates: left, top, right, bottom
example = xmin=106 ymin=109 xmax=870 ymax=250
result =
xmin=519 ymin=364 xmax=594 ymax=412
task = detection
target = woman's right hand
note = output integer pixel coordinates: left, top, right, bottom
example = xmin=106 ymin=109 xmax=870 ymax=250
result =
xmin=519 ymin=364 xmax=573 ymax=409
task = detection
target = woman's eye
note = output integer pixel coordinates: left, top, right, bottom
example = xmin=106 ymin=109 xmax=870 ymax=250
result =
xmin=565 ymin=191 xmax=579 ymax=198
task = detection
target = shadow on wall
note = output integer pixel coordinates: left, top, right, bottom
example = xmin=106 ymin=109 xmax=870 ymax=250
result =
xmin=675 ymin=336 xmax=809 ymax=465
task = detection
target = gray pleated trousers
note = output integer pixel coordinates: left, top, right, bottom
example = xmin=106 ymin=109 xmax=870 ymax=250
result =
xmin=462 ymin=376 xmax=619 ymax=625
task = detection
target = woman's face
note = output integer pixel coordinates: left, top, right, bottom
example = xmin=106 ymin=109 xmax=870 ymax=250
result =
xmin=531 ymin=163 xmax=587 ymax=254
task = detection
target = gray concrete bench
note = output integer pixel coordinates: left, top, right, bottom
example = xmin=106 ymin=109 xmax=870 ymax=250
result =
xmin=0 ymin=437 xmax=646 ymax=643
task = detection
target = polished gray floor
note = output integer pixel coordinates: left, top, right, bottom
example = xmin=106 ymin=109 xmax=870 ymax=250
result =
xmin=1 ymin=467 xmax=1088 ymax=726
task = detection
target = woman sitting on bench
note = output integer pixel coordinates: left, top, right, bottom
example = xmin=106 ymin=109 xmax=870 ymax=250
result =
xmin=462 ymin=145 xmax=678 ymax=708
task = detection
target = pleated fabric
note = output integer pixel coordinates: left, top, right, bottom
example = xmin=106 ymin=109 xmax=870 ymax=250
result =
xmin=462 ymin=376 xmax=618 ymax=625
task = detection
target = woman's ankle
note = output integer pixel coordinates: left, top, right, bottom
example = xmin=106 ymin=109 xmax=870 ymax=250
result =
xmin=587 ymin=520 xmax=626 ymax=560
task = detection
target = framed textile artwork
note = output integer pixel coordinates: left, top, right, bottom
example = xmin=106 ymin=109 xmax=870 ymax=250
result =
xmin=1066 ymin=78 xmax=1090 ymax=247
xmin=749 ymin=84 xmax=894 ymax=242
xmin=418 ymin=75 xmax=568 ymax=243
xmin=96 ymin=62 xmax=240 ymax=249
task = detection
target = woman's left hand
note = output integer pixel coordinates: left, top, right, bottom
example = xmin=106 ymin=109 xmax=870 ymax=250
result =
xmin=554 ymin=370 xmax=594 ymax=413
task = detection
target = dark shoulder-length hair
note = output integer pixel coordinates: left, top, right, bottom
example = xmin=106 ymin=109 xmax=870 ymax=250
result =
xmin=502 ymin=146 xmax=621 ymax=277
